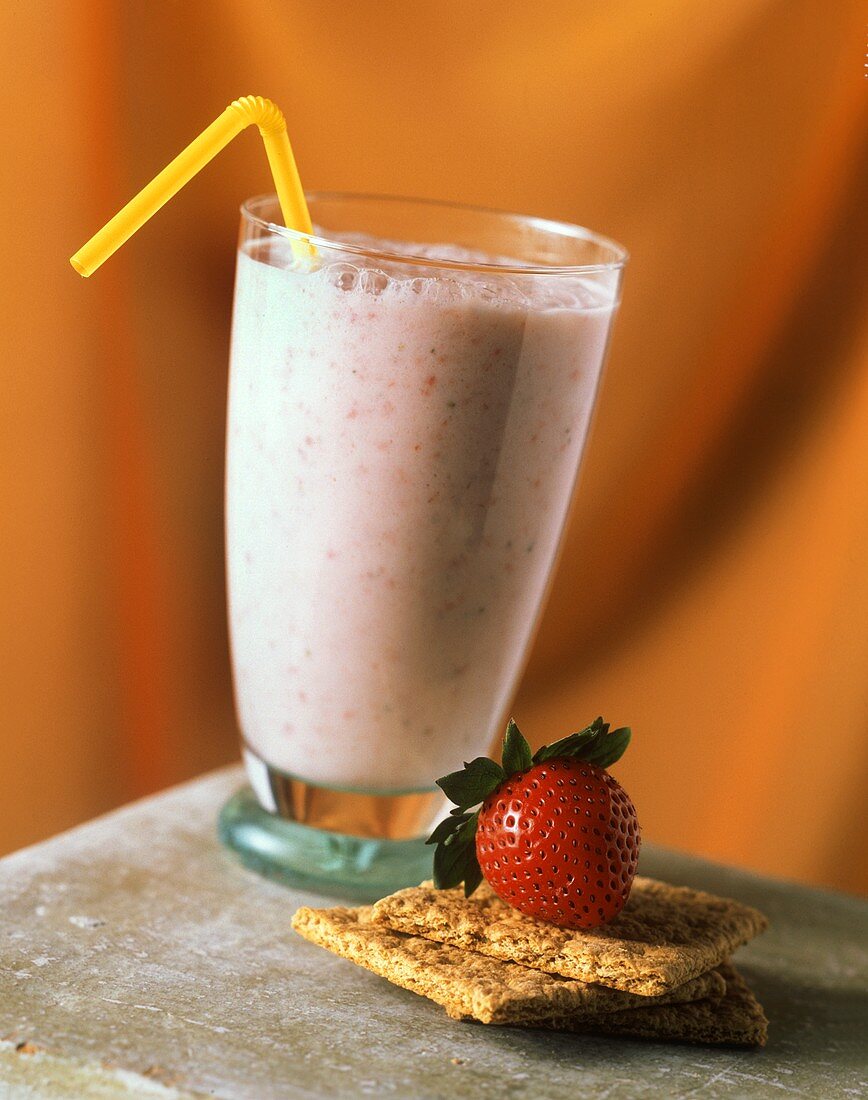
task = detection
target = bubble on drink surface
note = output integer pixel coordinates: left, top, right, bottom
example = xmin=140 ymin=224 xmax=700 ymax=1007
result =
xmin=475 ymin=276 xmax=533 ymax=309
xmin=330 ymin=263 xmax=361 ymax=291
xmin=359 ymin=269 xmax=390 ymax=296
xmin=512 ymin=273 xmax=613 ymax=312
xmin=401 ymin=273 xmax=470 ymax=304
xmin=437 ymin=277 xmax=477 ymax=303
xmin=301 ymin=236 xmax=617 ymax=313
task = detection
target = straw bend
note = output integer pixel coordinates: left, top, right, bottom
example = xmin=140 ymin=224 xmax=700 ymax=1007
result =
xmin=70 ymin=94 xmax=312 ymax=277
xmin=229 ymin=95 xmax=287 ymax=134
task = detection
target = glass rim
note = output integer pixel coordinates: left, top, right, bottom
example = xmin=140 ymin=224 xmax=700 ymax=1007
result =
xmin=240 ymin=191 xmax=629 ymax=276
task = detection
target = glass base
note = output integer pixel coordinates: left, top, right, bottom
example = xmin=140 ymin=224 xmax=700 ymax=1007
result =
xmin=218 ymin=787 xmax=436 ymax=903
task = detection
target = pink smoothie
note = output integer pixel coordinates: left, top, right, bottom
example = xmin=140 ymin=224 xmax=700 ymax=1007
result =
xmin=226 ymin=235 xmax=617 ymax=790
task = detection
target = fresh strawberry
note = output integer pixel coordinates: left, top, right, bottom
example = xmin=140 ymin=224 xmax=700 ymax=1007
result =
xmin=427 ymin=717 xmax=640 ymax=928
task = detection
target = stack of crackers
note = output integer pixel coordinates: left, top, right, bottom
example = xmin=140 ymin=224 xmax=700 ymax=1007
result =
xmin=292 ymin=877 xmax=769 ymax=1046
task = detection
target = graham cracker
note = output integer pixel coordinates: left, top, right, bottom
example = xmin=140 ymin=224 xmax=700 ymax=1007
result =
xmin=291 ymin=904 xmax=725 ymax=1026
xmin=370 ymin=877 xmax=768 ymax=995
xmin=569 ymin=964 xmax=768 ymax=1047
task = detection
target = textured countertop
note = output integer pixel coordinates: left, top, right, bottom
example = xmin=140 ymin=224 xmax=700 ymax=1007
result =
xmin=0 ymin=767 xmax=865 ymax=1099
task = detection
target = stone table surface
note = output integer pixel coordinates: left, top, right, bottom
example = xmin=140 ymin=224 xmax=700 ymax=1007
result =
xmin=0 ymin=768 xmax=866 ymax=1100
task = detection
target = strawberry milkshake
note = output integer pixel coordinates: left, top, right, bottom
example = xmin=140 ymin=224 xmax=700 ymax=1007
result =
xmin=226 ymin=196 xmax=624 ymax=800
xmin=67 ymin=95 xmax=628 ymax=891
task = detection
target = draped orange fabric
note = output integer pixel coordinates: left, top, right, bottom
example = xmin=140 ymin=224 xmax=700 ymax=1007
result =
xmin=1 ymin=1 xmax=865 ymax=892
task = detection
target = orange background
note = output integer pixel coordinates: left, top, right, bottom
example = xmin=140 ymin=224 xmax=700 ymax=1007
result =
xmin=1 ymin=1 xmax=866 ymax=893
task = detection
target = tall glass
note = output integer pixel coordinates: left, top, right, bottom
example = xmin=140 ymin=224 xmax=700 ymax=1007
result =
xmin=218 ymin=194 xmax=626 ymax=899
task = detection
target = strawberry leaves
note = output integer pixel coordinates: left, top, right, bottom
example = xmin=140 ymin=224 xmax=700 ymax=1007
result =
xmin=431 ymin=754 xmax=504 ymax=896
xmin=428 ymin=715 xmax=632 ymax=896
xmin=531 ymin=717 xmax=631 ymax=768
xmin=501 ymin=718 xmax=533 ymax=776
xmin=425 ymin=812 xmax=472 ymax=848
xmin=429 ymin=809 xmax=481 ymax=895
xmin=581 ymin=724 xmax=632 ymax=769
xmin=436 ymin=758 xmax=504 ymax=809
xmin=432 ymin=824 xmax=478 ymax=892
xmin=531 ymin=721 xmax=600 ymax=764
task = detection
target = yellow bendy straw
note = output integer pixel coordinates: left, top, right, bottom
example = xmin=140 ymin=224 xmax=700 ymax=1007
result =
xmin=70 ymin=95 xmax=313 ymax=277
